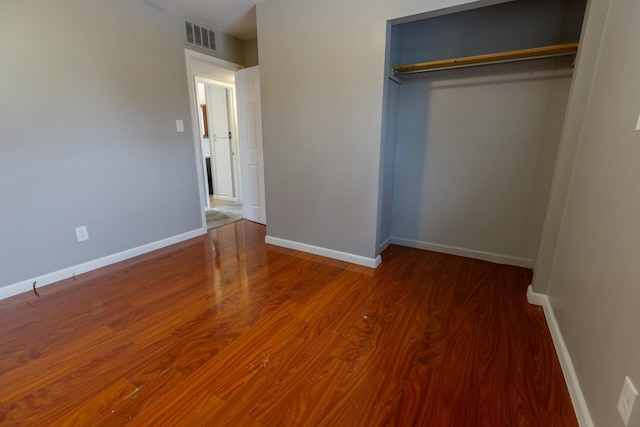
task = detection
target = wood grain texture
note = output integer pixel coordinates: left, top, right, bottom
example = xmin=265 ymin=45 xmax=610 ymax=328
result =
xmin=394 ymin=42 xmax=580 ymax=74
xmin=0 ymin=221 xmax=577 ymax=426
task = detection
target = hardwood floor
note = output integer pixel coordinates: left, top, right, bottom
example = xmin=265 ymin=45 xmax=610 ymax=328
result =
xmin=0 ymin=221 xmax=577 ymax=426
xmin=210 ymin=196 xmax=234 ymax=208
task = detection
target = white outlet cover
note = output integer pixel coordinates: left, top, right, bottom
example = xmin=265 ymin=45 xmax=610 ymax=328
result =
xmin=75 ymin=226 xmax=89 ymax=242
xmin=176 ymin=119 xmax=184 ymax=132
xmin=617 ymin=376 xmax=638 ymax=426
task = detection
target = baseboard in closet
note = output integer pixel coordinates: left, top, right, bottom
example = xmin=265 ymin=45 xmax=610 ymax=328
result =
xmin=390 ymin=237 xmax=533 ymax=268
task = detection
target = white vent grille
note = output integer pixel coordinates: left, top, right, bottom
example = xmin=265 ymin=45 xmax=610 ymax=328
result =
xmin=185 ymin=21 xmax=216 ymax=52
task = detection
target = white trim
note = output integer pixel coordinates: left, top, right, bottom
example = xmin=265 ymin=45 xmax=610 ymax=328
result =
xmin=194 ymin=76 xmax=213 ymax=209
xmin=0 ymin=228 xmax=206 ymax=301
xmin=525 ymin=284 xmax=547 ymax=306
xmin=184 ymin=49 xmax=243 ymax=73
xmin=265 ymin=236 xmax=382 ymax=268
xmin=526 ymin=285 xmax=594 ymax=427
xmin=195 ymin=76 xmax=236 ymax=89
xmin=390 ymin=237 xmax=533 ymax=268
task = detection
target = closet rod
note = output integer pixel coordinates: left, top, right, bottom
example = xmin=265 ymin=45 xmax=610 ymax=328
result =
xmin=394 ymin=42 xmax=579 ymax=76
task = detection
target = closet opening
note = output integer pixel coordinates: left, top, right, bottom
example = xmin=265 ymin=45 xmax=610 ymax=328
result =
xmin=377 ymin=0 xmax=588 ymax=267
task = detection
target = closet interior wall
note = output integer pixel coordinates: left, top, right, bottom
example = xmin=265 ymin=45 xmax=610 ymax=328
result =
xmin=378 ymin=0 xmax=587 ymax=266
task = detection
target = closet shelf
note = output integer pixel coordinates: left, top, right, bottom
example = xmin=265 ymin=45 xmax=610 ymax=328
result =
xmin=393 ymin=42 xmax=579 ymax=75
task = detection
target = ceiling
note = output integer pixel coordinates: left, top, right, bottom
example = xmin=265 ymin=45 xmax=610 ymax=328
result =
xmin=146 ymin=0 xmax=266 ymax=40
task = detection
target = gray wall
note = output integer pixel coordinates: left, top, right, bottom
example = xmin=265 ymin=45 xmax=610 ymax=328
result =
xmin=533 ymin=0 xmax=610 ymax=293
xmin=213 ymin=31 xmax=246 ymax=66
xmin=376 ymin=24 xmax=404 ymax=253
xmin=399 ymin=0 xmax=585 ymax=64
xmin=391 ymin=63 xmax=572 ymax=262
xmin=388 ymin=0 xmax=584 ymax=263
xmin=244 ymin=39 xmax=259 ymax=67
xmin=0 ymin=0 xmax=216 ymax=289
xmin=535 ymin=0 xmax=640 ymax=425
xmin=257 ymin=0 xmax=507 ymax=260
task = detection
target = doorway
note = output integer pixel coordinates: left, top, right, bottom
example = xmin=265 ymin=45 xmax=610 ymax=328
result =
xmin=196 ymin=78 xmax=244 ymax=229
xmin=195 ymin=78 xmax=240 ymax=209
xmin=184 ymin=50 xmax=244 ymax=231
xmin=185 ymin=50 xmax=266 ymax=230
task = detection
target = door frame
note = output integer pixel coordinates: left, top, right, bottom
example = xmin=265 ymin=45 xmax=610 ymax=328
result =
xmin=195 ymin=77 xmax=241 ymax=205
xmin=184 ymin=49 xmax=242 ymax=227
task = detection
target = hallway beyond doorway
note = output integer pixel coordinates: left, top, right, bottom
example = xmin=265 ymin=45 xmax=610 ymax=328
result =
xmin=209 ymin=196 xmax=233 ymax=208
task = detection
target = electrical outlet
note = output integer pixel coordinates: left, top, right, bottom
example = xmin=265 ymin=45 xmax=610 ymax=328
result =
xmin=617 ymin=376 xmax=638 ymax=426
xmin=176 ymin=119 xmax=184 ymax=132
xmin=75 ymin=226 xmax=89 ymax=242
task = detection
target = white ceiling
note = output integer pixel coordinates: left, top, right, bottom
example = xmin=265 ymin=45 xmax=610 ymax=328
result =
xmin=147 ymin=0 xmax=266 ymax=40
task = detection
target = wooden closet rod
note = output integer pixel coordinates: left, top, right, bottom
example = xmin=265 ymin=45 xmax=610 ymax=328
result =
xmin=394 ymin=42 xmax=579 ymax=75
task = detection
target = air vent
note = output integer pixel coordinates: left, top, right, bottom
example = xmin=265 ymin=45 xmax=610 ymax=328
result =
xmin=185 ymin=21 xmax=216 ymax=52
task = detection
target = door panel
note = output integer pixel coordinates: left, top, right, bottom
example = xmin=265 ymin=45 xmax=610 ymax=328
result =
xmin=249 ymin=164 xmax=260 ymax=207
xmin=248 ymin=104 xmax=258 ymax=150
xmin=237 ymin=66 xmax=266 ymax=224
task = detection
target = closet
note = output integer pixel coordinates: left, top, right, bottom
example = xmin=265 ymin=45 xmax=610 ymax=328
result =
xmin=378 ymin=0 xmax=587 ymax=267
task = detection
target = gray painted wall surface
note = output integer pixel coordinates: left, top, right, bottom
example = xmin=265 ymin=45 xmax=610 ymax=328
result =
xmin=399 ymin=0 xmax=585 ymax=65
xmin=391 ymin=62 xmax=572 ymax=260
xmin=244 ymin=39 xmax=259 ymax=67
xmin=257 ymin=0 xmax=505 ymax=260
xmin=537 ymin=0 xmax=640 ymax=425
xmin=388 ymin=0 xmax=584 ymax=262
xmin=532 ymin=0 xmax=609 ymax=293
xmin=213 ymin=31 xmax=246 ymax=66
xmin=376 ymin=23 xmax=403 ymax=252
xmin=0 ymin=0 xmax=206 ymax=288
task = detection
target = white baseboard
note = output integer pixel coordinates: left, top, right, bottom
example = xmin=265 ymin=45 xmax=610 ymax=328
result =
xmin=527 ymin=285 xmax=594 ymax=427
xmin=390 ymin=237 xmax=533 ymax=268
xmin=0 ymin=228 xmax=207 ymax=301
xmin=265 ymin=236 xmax=382 ymax=268
xmin=525 ymin=285 xmax=548 ymax=306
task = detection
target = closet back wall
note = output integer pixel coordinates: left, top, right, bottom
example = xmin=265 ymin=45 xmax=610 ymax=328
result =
xmin=389 ymin=0 xmax=586 ymax=266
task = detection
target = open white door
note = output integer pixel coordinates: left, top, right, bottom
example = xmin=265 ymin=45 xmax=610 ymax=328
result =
xmin=236 ymin=66 xmax=266 ymax=225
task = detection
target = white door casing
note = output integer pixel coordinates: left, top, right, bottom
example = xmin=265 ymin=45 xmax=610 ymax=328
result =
xmin=184 ymin=49 xmax=242 ymax=225
xmin=236 ymin=66 xmax=266 ymax=225
xmin=195 ymin=80 xmax=212 ymax=209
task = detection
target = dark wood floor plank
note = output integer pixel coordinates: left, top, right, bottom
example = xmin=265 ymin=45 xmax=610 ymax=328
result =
xmin=0 ymin=326 xmax=117 ymax=405
xmin=292 ymin=270 xmax=372 ymax=341
xmin=393 ymin=362 xmax=441 ymax=426
xmin=47 ymin=378 xmax=138 ymax=427
xmin=0 ymin=345 xmax=41 ymax=377
xmin=0 ymin=220 xmax=578 ymax=426
xmin=276 ymin=356 xmax=354 ymax=424
xmin=93 ymin=368 xmax=185 ymax=426
xmin=195 ymin=401 xmax=264 ymax=427
xmin=244 ymin=332 xmax=350 ymax=425
xmin=125 ymin=357 xmax=228 ymax=425
xmin=162 ymin=389 xmax=225 ymax=425
xmin=2 ymin=339 xmax=139 ymax=425
xmin=127 ymin=301 xmax=306 ymax=423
